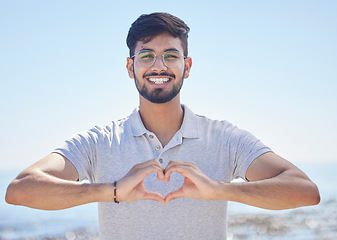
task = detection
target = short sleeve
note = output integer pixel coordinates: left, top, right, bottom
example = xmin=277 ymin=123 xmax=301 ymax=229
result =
xmin=231 ymin=129 xmax=271 ymax=180
xmin=53 ymin=126 xmax=102 ymax=183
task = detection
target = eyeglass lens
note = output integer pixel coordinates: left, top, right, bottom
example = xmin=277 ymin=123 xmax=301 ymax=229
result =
xmin=135 ymin=51 xmax=184 ymax=68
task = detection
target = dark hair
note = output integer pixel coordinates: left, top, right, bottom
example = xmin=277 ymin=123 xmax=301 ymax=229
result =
xmin=126 ymin=12 xmax=190 ymax=57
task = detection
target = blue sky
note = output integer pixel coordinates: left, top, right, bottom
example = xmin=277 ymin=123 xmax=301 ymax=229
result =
xmin=1 ymin=1 xmax=336 ymax=169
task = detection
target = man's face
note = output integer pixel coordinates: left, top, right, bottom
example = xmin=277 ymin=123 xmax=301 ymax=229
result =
xmin=127 ymin=33 xmax=192 ymax=104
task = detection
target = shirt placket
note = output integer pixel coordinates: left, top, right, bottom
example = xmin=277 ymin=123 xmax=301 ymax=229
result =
xmin=146 ymin=132 xmax=183 ymax=167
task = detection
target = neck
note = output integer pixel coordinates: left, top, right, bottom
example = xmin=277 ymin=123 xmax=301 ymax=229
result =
xmin=139 ymin=95 xmax=184 ymax=147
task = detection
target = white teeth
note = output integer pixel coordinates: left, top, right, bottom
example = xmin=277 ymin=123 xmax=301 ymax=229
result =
xmin=148 ymin=78 xmax=170 ymax=84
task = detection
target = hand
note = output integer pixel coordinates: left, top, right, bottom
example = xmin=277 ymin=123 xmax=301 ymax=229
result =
xmin=116 ymin=159 xmax=166 ymax=204
xmin=163 ymin=160 xmax=218 ymax=203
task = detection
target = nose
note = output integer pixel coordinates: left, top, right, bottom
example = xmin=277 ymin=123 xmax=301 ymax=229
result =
xmin=150 ymin=55 xmax=167 ymax=71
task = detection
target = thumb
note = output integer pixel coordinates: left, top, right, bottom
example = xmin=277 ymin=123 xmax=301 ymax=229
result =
xmin=164 ymin=188 xmax=185 ymax=203
xmin=143 ymin=190 xmax=165 ymax=204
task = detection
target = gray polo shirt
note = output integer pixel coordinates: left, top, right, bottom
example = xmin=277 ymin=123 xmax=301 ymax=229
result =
xmin=54 ymin=105 xmax=271 ymax=240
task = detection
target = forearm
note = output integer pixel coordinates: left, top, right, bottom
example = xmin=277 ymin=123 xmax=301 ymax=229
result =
xmin=5 ymin=170 xmax=113 ymax=210
xmin=214 ymin=171 xmax=320 ymax=210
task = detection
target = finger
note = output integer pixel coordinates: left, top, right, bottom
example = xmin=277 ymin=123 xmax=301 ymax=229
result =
xmin=164 ymin=160 xmax=183 ymax=182
xmin=165 ymin=161 xmax=202 ymax=183
xmin=165 ymin=188 xmax=185 ymax=203
xmin=133 ymin=158 xmax=164 ymax=171
xmin=165 ymin=160 xmax=196 ymax=168
xmin=164 ymin=165 xmax=190 ymax=183
xmin=138 ymin=164 xmax=165 ymax=181
xmin=143 ymin=190 xmax=165 ymax=204
xmin=144 ymin=159 xmax=165 ymax=180
xmin=120 ymin=164 xmax=164 ymax=191
xmin=164 ymin=160 xmax=185 ymax=170
xmin=157 ymin=171 xmax=164 ymax=181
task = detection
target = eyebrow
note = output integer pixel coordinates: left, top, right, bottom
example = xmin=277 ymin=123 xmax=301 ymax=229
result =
xmin=138 ymin=48 xmax=154 ymax=53
xmin=138 ymin=48 xmax=180 ymax=53
xmin=164 ymin=48 xmax=180 ymax=52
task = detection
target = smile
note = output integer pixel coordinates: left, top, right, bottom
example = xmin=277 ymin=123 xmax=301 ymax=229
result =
xmin=148 ymin=77 xmax=170 ymax=84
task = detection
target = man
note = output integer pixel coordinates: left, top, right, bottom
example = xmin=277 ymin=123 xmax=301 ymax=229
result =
xmin=6 ymin=12 xmax=320 ymax=239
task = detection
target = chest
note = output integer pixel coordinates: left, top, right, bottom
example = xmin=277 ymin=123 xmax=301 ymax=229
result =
xmin=94 ymin=135 xmax=233 ymax=187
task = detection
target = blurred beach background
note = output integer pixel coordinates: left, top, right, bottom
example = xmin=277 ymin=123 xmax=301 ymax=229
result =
xmin=1 ymin=0 xmax=336 ymax=239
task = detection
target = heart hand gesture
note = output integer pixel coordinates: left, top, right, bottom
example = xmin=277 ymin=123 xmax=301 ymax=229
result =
xmin=116 ymin=159 xmax=218 ymax=204
xmin=163 ymin=160 xmax=218 ymax=203
xmin=116 ymin=159 xmax=166 ymax=204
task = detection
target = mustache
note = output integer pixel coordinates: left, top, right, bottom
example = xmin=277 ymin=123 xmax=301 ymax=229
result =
xmin=143 ymin=72 xmax=175 ymax=78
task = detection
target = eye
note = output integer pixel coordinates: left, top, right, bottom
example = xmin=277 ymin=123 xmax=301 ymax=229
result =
xmin=164 ymin=52 xmax=180 ymax=60
xmin=138 ymin=52 xmax=155 ymax=60
xmin=141 ymin=54 xmax=154 ymax=59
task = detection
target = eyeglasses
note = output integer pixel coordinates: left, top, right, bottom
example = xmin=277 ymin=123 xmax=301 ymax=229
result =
xmin=131 ymin=50 xmax=187 ymax=68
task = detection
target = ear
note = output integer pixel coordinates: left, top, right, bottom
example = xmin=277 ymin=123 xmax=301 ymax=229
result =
xmin=126 ymin=57 xmax=134 ymax=79
xmin=183 ymin=57 xmax=192 ymax=79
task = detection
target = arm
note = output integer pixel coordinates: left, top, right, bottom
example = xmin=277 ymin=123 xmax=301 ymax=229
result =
xmin=216 ymin=152 xmax=320 ymax=209
xmin=5 ymin=155 xmax=165 ymax=210
xmin=164 ymin=152 xmax=320 ymax=209
xmin=5 ymin=153 xmax=114 ymax=210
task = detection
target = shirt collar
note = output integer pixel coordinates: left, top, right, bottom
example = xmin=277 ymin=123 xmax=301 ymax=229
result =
xmin=129 ymin=107 xmax=148 ymax=137
xmin=179 ymin=104 xmax=199 ymax=139
xmin=129 ymin=104 xmax=199 ymax=139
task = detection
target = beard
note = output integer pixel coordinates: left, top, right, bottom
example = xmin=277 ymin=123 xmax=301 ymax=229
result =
xmin=133 ymin=69 xmax=185 ymax=104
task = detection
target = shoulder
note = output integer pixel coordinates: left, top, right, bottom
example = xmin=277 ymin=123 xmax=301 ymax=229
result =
xmin=194 ymin=113 xmax=260 ymax=147
xmin=65 ymin=114 xmax=131 ymax=145
xmin=91 ymin=115 xmax=131 ymax=139
xmin=195 ymin=113 xmax=240 ymax=135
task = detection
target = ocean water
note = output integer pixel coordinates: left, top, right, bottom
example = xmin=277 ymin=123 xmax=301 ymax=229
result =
xmin=0 ymin=170 xmax=99 ymax=239
xmin=0 ymin=161 xmax=336 ymax=239
xmin=226 ymin=161 xmax=337 ymax=239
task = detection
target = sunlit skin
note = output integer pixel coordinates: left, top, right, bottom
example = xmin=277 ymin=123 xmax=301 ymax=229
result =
xmin=126 ymin=33 xmax=192 ymax=147
xmin=127 ymin=33 xmax=192 ymax=105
